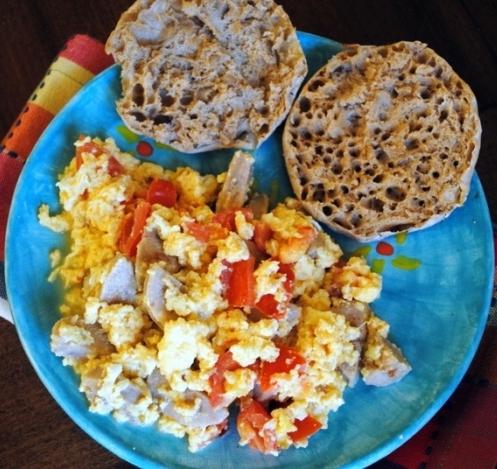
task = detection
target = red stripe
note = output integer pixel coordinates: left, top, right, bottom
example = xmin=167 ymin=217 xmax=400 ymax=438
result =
xmin=0 ymin=153 xmax=24 ymax=261
xmin=59 ymin=34 xmax=114 ymax=75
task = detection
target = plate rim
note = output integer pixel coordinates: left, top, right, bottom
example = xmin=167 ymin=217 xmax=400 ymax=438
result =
xmin=5 ymin=30 xmax=495 ymax=469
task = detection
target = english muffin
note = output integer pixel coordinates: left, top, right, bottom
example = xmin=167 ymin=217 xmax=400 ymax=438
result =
xmin=283 ymin=41 xmax=481 ymax=241
xmin=106 ymin=0 xmax=307 ymax=153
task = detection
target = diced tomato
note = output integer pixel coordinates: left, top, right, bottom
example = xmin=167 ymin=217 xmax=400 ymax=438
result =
xmin=118 ymin=200 xmax=151 ymax=257
xmin=278 ymin=262 xmax=295 ymax=294
xmin=209 ymin=351 xmax=241 ymax=407
xmin=107 ymin=156 xmax=125 ymax=176
xmin=117 ymin=212 xmax=134 ymax=254
xmin=217 ymin=350 xmax=240 ymax=371
xmin=255 ymin=262 xmax=294 ymax=319
xmin=237 ymin=396 xmax=276 ymax=454
xmin=226 ymin=256 xmax=255 ymax=307
xmin=289 ymin=415 xmax=322 ymax=442
xmin=186 ymin=222 xmax=210 ymax=243
xmin=209 ymin=372 xmax=226 ymax=408
xmin=255 ymin=294 xmax=283 ymax=319
xmin=258 ymin=345 xmax=305 ymax=392
xmin=214 ymin=208 xmax=254 ymax=232
xmin=74 ymin=137 xmax=124 ymax=175
xmin=253 ymin=221 xmax=273 ymax=253
xmin=75 ymin=138 xmax=104 ymax=169
xmin=213 ymin=210 xmax=235 ymax=231
xmin=146 ymin=179 xmax=177 ymax=207
xmin=186 ymin=221 xmax=228 ymax=243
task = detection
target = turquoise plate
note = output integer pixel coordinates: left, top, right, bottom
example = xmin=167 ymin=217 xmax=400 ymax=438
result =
xmin=5 ymin=32 xmax=494 ymax=468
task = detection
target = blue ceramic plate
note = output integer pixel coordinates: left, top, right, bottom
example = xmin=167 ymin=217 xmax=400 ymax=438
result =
xmin=6 ymin=32 xmax=494 ymax=468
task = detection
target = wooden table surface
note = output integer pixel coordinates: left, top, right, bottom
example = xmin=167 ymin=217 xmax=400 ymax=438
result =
xmin=0 ymin=1 xmax=496 ymax=468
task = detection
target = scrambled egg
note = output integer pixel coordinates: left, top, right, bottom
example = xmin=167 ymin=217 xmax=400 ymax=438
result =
xmin=42 ymin=137 xmax=408 ymax=455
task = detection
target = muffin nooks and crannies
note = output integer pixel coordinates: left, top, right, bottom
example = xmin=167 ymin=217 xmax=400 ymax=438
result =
xmin=106 ymin=0 xmax=307 ymax=153
xmin=283 ymin=41 xmax=481 ymax=241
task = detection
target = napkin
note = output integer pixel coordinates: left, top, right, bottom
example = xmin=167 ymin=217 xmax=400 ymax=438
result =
xmin=0 ymin=34 xmax=113 ymax=323
xmin=0 ymin=34 xmax=114 ymax=262
xmin=0 ymin=34 xmax=496 ymax=469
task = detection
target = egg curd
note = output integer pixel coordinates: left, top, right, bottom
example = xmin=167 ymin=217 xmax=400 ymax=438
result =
xmin=40 ymin=136 xmax=410 ymax=454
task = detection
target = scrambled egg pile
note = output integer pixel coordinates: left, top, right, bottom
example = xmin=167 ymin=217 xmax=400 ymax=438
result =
xmin=40 ymin=137 xmax=409 ymax=454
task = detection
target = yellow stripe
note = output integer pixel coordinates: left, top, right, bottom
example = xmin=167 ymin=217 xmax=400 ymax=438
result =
xmin=51 ymin=56 xmax=94 ymax=85
xmin=31 ymin=71 xmax=83 ymax=115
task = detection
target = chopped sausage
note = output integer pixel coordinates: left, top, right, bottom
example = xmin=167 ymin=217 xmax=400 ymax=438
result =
xmin=100 ymin=257 xmax=137 ymax=304
xmin=338 ymin=340 xmax=362 ymax=387
xmin=248 ymin=193 xmax=269 ymax=219
xmin=334 ymin=300 xmax=371 ymax=387
xmin=246 ymin=240 xmax=267 ymax=265
xmin=51 ymin=318 xmax=114 ymax=361
xmin=143 ymin=264 xmax=181 ymax=327
xmin=216 ymin=151 xmax=254 ymax=212
xmin=361 ymin=315 xmax=411 ymax=387
xmin=160 ymin=391 xmax=229 ymax=428
xmin=339 ymin=361 xmax=360 ymax=387
xmin=136 ymin=229 xmax=179 ymax=285
xmin=147 ymin=367 xmax=169 ymax=399
xmin=361 ymin=337 xmax=411 ymax=386
xmin=333 ymin=299 xmax=371 ymax=341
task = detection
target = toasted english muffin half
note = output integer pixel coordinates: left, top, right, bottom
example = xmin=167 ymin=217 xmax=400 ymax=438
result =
xmin=106 ymin=0 xmax=307 ymax=153
xmin=283 ymin=41 xmax=481 ymax=241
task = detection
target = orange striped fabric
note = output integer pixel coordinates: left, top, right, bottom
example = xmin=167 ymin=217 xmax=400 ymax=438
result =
xmin=0 ymin=34 xmax=113 ymax=161
xmin=2 ymin=104 xmax=53 ymax=162
xmin=0 ymin=34 xmax=113 ymax=260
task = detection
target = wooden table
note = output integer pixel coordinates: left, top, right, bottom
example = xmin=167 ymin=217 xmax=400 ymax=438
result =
xmin=0 ymin=1 xmax=496 ymax=467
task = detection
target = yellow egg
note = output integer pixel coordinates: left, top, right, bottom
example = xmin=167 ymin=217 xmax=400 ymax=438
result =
xmin=40 ymin=136 xmax=404 ymax=455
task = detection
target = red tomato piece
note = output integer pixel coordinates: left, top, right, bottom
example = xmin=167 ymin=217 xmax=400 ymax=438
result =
xmin=226 ymin=256 xmax=255 ymax=307
xmin=186 ymin=221 xmax=228 ymax=243
xmin=107 ymin=156 xmax=125 ymax=176
xmin=117 ymin=212 xmax=134 ymax=254
xmin=289 ymin=415 xmax=322 ymax=442
xmin=146 ymin=179 xmax=177 ymax=207
xmin=217 ymin=350 xmax=240 ymax=372
xmin=118 ymin=200 xmax=151 ymax=257
xmin=237 ymin=397 xmax=276 ymax=454
xmin=75 ymin=138 xmax=104 ymax=169
xmin=255 ymin=294 xmax=283 ymax=319
xmin=213 ymin=211 xmax=235 ymax=231
xmin=214 ymin=208 xmax=254 ymax=232
xmin=208 ymin=351 xmax=241 ymax=407
xmin=259 ymin=346 xmax=305 ymax=392
xmin=255 ymin=262 xmax=294 ymax=319
xmin=253 ymin=221 xmax=273 ymax=253
xmin=209 ymin=371 xmax=226 ymax=408
xmin=186 ymin=222 xmax=210 ymax=243
xmin=278 ymin=262 xmax=295 ymax=294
